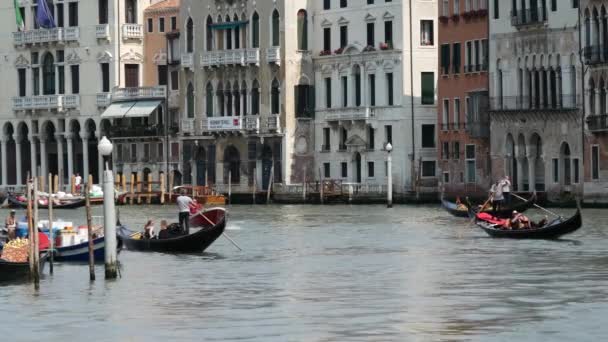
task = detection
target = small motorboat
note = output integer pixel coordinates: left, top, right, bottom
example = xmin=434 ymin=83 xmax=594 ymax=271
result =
xmin=52 ymin=235 xmax=123 ymax=262
xmin=118 ymin=207 xmax=226 ymax=253
xmin=474 ymin=209 xmax=582 ymax=239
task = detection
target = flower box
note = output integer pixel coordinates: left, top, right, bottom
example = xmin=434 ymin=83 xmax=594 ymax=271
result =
xmin=451 ymin=14 xmax=460 ymax=22
xmin=334 ymin=47 xmax=344 ymax=55
xmin=319 ymin=50 xmax=331 ymax=56
xmin=363 ymin=45 xmax=376 ymax=52
xmin=439 ymin=16 xmax=449 ymax=23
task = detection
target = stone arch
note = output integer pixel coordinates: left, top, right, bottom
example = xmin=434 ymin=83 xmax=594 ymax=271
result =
xmin=529 ymin=133 xmax=544 ymax=191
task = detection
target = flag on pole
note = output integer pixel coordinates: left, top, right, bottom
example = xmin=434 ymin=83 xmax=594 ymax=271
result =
xmin=13 ymin=0 xmax=24 ymax=31
xmin=36 ymin=0 xmax=55 ymax=29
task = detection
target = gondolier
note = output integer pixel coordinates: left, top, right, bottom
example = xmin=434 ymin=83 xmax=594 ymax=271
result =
xmin=176 ymin=190 xmax=195 ymax=234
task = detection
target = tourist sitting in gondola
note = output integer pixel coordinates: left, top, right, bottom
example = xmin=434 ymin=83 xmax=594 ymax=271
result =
xmin=510 ymin=210 xmax=531 ymax=229
xmin=455 ymin=197 xmax=467 ymax=211
xmin=157 ymin=220 xmax=170 ymax=239
xmin=143 ymin=220 xmax=155 ymax=239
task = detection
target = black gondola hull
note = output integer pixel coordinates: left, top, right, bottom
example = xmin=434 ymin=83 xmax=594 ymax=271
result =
xmin=476 ymin=209 xmax=582 ymax=239
xmin=8 ymin=194 xmax=86 ymax=209
xmin=0 ymin=253 xmax=48 ymax=282
xmin=441 ymin=193 xmax=537 ymax=218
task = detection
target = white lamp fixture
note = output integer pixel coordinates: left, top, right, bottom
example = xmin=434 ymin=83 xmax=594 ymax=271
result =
xmin=386 ymin=142 xmax=393 ymax=153
xmin=98 ymin=136 xmax=113 ymax=156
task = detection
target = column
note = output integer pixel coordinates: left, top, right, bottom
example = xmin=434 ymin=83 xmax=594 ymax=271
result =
xmin=557 ymin=68 xmax=563 ymax=108
xmin=361 ymin=65 xmax=367 ymax=107
xmin=528 ymin=156 xmax=536 ymax=192
xmin=66 ymin=133 xmax=74 ymax=181
xmin=80 ymin=132 xmax=89 ymax=179
xmin=530 ymin=70 xmax=536 ymax=108
xmin=55 ymin=134 xmax=64 ymax=187
xmin=600 ymin=19 xmax=605 ymax=61
xmin=40 ymin=136 xmax=47 ymax=180
xmin=596 ymin=88 xmax=602 ymax=116
xmin=516 ymin=157 xmax=525 ymax=191
xmin=561 ymin=65 xmax=573 ymax=108
xmin=15 ymin=135 xmax=22 ymax=185
xmin=97 ymin=134 xmax=103 ymax=184
xmin=1 ymin=137 xmax=7 ymax=186
xmin=29 ymin=135 xmax=37 ymax=178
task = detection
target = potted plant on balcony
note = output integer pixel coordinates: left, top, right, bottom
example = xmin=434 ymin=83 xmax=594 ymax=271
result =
xmin=334 ymin=47 xmax=344 ymax=55
xmin=319 ymin=50 xmax=331 ymax=56
xmin=462 ymin=11 xmax=473 ymax=20
xmin=439 ymin=15 xmax=449 ymax=23
xmin=477 ymin=9 xmax=488 ymax=17
xmin=451 ymin=14 xmax=460 ymax=22
xmin=379 ymin=42 xmax=391 ymax=51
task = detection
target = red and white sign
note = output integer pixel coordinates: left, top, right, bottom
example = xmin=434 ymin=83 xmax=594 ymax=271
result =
xmin=208 ymin=117 xmax=242 ymax=131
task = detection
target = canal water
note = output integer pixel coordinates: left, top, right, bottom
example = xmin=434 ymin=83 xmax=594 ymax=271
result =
xmin=1 ymin=204 xmax=607 ymax=341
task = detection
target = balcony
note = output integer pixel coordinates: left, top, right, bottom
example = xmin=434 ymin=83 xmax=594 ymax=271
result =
xmin=12 ymin=94 xmax=79 ymax=111
xmin=182 ymin=119 xmax=195 ymax=134
xmin=107 ymin=125 xmax=165 ymax=138
xmin=201 ymin=50 xmax=250 ymax=68
xmin=321 ymin=145 xmax=331 ymax=152
xmin=489 ymin=95 xmax=579 ymax=112
xmin=168 ymin=90 xmax=180 ymax=108
xmin=181 ymin=53 xmax=194 ymax=68
xmin=207 ymin=117 xmax=243 ymax=132
xmin=244 ymin=116 xmax=260 ymax=132
xmin=246 ymin=48 xmax=260 ymax=65
xmin=587 ymin=114 xmax=608 ymax=132
xmin=466 ymin=121 xmax=490 ymax=138
xmin=122 ymin=24 xmax=143 ymax=40
xmin=225 ymin=50 xmax=246 ymax=65
xmin=324 ymin=107 xmax=372 ymax=122
xmin=12 ymin=27 xmax=79 ymax=46
xmin=267 ymin=46 xmax=280 ymax=65
xmin=95 ymin=24 xmax=110 ymax=39
xmin=96 ymin=93 xmax=111 ymax=107
xmin=111 ymin=86 xmax=166 ymax=102
xmin=511 ymin=8 xmax=547 ymax=28
xmin=583 ymin=45 xmax=608 ymax=65
xmin=267 ymin=114 xmax=280 ymax=132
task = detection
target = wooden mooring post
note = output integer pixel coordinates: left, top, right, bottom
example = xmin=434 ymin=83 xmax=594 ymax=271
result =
xmin=266 ymin=165 xmax=274 ymax=204
xmin=160 ymin=173 xmax=166 ymax=204
xmin=129 ymin=174 xmax=135 ymax=205
xmin=48 ymin=173 xmax=54 ymax=275
xmin=85 ymin=181 xmax=95 ymax=281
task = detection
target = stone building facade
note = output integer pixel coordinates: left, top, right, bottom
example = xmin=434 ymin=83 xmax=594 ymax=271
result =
xmin=489 ymin=1 xmax=583 ymax=201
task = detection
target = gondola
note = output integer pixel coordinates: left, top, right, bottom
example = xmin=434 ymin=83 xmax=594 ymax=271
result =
xmin=442 ymin=193 xmax=536 ymax=218
xmin=8 ymin=193 xmax=86 ymax=209
xmin=474 ymin=209 xmax=582 ymax=239
xmin=117 ymin=207 xmax=226 ymax=253
xmin=0 ymin=252 xmax=49 ymax=282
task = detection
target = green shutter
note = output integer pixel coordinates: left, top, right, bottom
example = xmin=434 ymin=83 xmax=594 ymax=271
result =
xmin=421 ymin=72 xmax=434 ymax=105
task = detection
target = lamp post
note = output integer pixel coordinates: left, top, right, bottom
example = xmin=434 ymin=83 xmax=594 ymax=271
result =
xmin=98 ymin=136 xmax=118 ymax=279
xmin=386 ymin=142 xmax=393 ymax=208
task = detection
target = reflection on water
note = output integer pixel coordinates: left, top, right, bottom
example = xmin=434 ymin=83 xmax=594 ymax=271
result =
xmin=0 ymin=204 xmax=607 ymax=341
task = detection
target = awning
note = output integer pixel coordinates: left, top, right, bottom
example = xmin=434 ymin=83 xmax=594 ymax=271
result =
xmin=208 ymin=20 xmax=249 ymax=30
xmin=124 ymin=100 xmax=162 ymax=118
xmin=101 ymin=102 xmax=136 ymax=118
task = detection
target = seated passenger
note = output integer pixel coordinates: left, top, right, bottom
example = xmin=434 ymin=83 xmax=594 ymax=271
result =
xmin=532 ymin=215 xmax=549 ymax=228
xmin=511 ymin=210 xmax=530 ymax=229
xmin=157 ymin=220 xmax=169 ymax=239
xmin=143 ymin=220 xmax=155 ymax=239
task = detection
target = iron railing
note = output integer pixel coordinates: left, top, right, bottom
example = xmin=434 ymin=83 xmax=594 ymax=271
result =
xmin=489 ymin=95 xmax=579 ymax=111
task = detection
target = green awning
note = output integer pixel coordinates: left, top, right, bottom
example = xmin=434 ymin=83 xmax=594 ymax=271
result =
xmin=208 ymin=20 xmax=249 ymax=30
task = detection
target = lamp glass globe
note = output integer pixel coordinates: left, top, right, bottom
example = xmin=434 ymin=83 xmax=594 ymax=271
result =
xmin=98 ymin=136 xmax=113 ymax=156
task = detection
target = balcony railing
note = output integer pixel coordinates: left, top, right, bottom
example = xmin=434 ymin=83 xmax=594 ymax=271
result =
xmin=181 ymin=53 xmax=194 ymax=68
xmin=267 ymin=46 xmax=280 ymax=64
xmin=511 ymin=8 xmax=547 ymax=28
xmin=267 ymin=114 xmax=280 ymax=132
xmin=244 ymin=116 xmax=260 ymax=132
xmin=201 ymin=49 xmax=256 ymax=68
xmin=95 ymin=24 xmax=110 ymax=39
xmin=182 ymin=119 xmax=194 ymax=134
xmin=466 ymin=121 xmax=490 ymax=138
xmin=489 ymin=95 xmax=579 ymax=111
xmin=324 ymin=107 xmax=372 ymax=121
xmin=587 ymin=114 xmax=608 ymax=132
xmin=122 ymin=24 xmax=143 ymax=39
xmin=96 ymin=93 xmax=111 ymax=107
xmin=246 ymin=48 xmax=260 ymax=65
xmin=112 ymin=86 xmax=166 ymax=101
xmin=583 ymin=45 xmax=608 ymax=65
xmin=108 ymin=125 xmax=165 ymax=138
xmin=12 ymin=27 xmax=79 ymax=45
xmin=12 ymin=94 xmax=79 ymax=111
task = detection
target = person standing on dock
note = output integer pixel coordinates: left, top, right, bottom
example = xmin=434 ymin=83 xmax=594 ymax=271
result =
xmin=5 ymin=210 xmax=16 ymax=241
xmin=75 ymin=173 xmax=82 ymax=193
xmin=176 ymin=190 xmax=194 ymax=235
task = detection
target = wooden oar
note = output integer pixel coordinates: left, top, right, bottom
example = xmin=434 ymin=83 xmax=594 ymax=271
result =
xmin=199 ymin=212 xmax=242 ymax=251
xmin=511 ymin=193 xmax=561 ymax=218
xmin=468 ymin=195 xmax=493 ymax=227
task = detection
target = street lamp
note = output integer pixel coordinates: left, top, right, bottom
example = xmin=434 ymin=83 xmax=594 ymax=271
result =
xmin=386 ymin=142 xmax=393 ymax=208
xmin=98 ymin=136 xmax=118 ymax=279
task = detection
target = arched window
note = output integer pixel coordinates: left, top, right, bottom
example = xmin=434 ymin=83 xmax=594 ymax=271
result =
xmin=272 ymin=9 xmax=280 ymax=47
xmin=206 ymin=16 xmax=213 ymax=51
xmin=186 ymin=18 xmax=193 ymax=53
xmin=233 ymin=83 xmax=240 ymax=116
xmin=226 ymin=81 xmax=232 ymax=116
xmin=251 ymin=80 xmax=260 ymax=115
xmin=217 ymin=82 xmax=225 ymax=116
xmin=271 ymin=78 xmax=280 ymax=114
xmin=187 ymin=82 xmax=195 ymax=118
xmin=234 ymin=14 xmax=241 ymax=49
xmin=225 ymin=15 xmax=232 ymax=50
xmin=252 ymin=12 xmax=260 ymax=48
xmin=241 ymin=81 xmax=248 ymax=116
xmin=241 ymin=13 xmax=248 ymax=49
xmin=42 ymin=53 xmax=55 ymax=95
xmin=297 ymin=9 xmax=308 ymax=51
xmin=206 ymin=82 xmax=214 ymax=117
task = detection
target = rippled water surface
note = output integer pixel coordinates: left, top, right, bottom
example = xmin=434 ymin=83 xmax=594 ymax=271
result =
xmin=1 ymin=204 xmax=607 ymax=341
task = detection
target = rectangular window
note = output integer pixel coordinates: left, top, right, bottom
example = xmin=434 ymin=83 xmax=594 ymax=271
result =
xmin=58 ymin=65 xmax=64 ymax=94
xmin=442 ymin=99 xmax=449 ymax=130
xmin=384 ymin=20 xmax=393 ymax=46
xmin=420 ymin=20 xmax=434 ymax=46
xmin=340 ymin=0 xmax=347 ymax=8
xmin=18 ymin=69 xmax=26 ymax=97
xmin=32 ymin=67 xmax=39 ymax=96
xmin=342 ymin=76 xmax=348 ymax=107
xmin=99 ymin=0 xmax=108 ymax=24
xmin=369 ymin=74 xmax=376 ymax=106
xmin=440 ymin=44 xmax=450 ymax=74
xmin=171 ymin=71 xmax=179 ymax=90
xmin=323 ymin=27 xmax=331 ymax=51
xmin=68 ymin=2 xmax=78 ymax=27
xmin=454 ymin=0 xmax=460 ymax=14
xmin=325 ymin=77 xmax=332 ymax=108
xmin=422 ymin=161 xmax=436 ymax=177
xmin=474 ymin=40 xmax=480 ymax=70
xmin=465 ymin=144 xmax=476 ymax=183
xmin=56 ymin=3 xmax=64 ymax=27
xmin=70 ymin=65 xmax=79 ymax=94
xmin=443 ymin=172 xmax=450 ymax=184
xmin=421 ymin=124 xmax=436 ymax=148
xmin=573 ymin=158 xmax=580 ymax=183
xmin=131 ymin=144 xmax=137 ymax=162
xmin=386 ymin=73 xmax=394 ymax=106
xmin=551 ymin=0 xmax=557 ymax=11
xmin=324 ymin=163 xmax=331 ymax=178
xmin=453 ymin=43 xmax=461 ymax=73
xmin=367 ymin=22 xmax=375 ymax=47
xmin=341 ymin=162 xmax=348 ymax=178
xmin=385 ymin=125 xmax=392 ymax=145
xmin=324 ymin=0 xmax=331 ymax=10
xmin=171 ymin=16 xmax=177 ymax=31
xmin=592 ymin=145 xmax=600 ymax=180
xmin=323 ymin=127 xmax=331 ymax=151
xmin=368 ymin=162 xmax=375 ymax=178
xmin=340 ymin=127 xmax=347 ymax=150
xmin=466 ymin=41 xmax=472 ymax=72
xmin=340 ymin=26 xmax=348 ymax=48
xmin=454 ymin=98 xmax=461 ymax=128
xmin=367 ymin=126 xmax=375 ymax=150
xmin=481 ymin=39 xmax=489 ymax=70
xmin=553 ymin=158 xmax=559 ymax=183
xmin=453 ymin=141 xmax=460 ymax=159
xmin=157 ymin=65 xmax=167 ymax=86
xmin=101 ymin=63 xmax=110 ymax=92
xmin=494 ymin=0 xmax=499 ymax=18
xmin=442 ymin=142 xmax=450 ymax=160
xmin=159 ymin=17 xmax=165 ymax=33
xmin=421 ymin=72 xmax=435 ymax=105
xmin=147 ymin=18 xmax=153 ymax=32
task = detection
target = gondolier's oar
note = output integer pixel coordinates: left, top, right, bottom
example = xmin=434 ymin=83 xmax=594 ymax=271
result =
xmin=468 ymin=195 xmax=493 ymax=227
xmin=511 ymin=193 xmax=561 ymax=218
xmin=200 ymin=213 xmax=242 ymax=251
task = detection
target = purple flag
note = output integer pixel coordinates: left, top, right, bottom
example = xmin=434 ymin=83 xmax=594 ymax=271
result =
xmin=36 ymin=0 xmax=56 ymax=29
